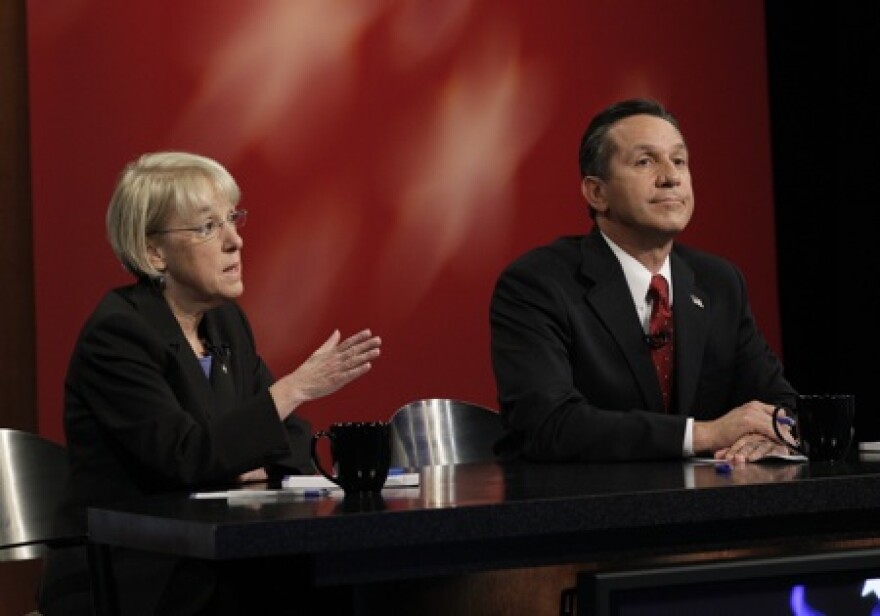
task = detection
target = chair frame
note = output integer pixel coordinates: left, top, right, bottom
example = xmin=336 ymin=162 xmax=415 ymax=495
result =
xmin=0 ymin=429 xmax=82 ymax=562
xmin=388 ymin=398 xmax=503 ymax=468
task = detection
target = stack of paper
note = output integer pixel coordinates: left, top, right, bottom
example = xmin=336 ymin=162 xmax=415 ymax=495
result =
xmin=189 ymin=472 xmax=421 ymax=501
xmin=860 ymin=442 xmax=880 ymax=461
xmin=281 ymin=472 xmax=420 ymax=493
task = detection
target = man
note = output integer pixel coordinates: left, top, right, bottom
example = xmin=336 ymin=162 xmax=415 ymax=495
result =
xmin=490 ymin=98 xmax=796 ymax=463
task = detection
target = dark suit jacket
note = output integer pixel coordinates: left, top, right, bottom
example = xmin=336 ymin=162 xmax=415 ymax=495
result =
xmin=40 ymin=280 xmax=314 ymax=615
xmin=490 ymin=229 xmax=796 ymax=462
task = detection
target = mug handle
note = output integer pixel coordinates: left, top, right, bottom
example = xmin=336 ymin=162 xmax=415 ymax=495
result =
xmin=310 ymin=431 xmax=341 ymax=487
xmin=772 ymin=406 xmax=803 ymax=455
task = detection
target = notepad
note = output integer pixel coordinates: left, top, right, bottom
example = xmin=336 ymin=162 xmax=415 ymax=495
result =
xmin=692 ymin=452 xmax=807 ymax=464
xmin=280 ymin=475 xmax=339 ymax=491
xmin=754 ymin=452 xmax=808 ymax=462
xmin=190 ymin=473 xmax=421 ymax=500
xmin=191 ymin=489 xmax=297 ymax=500
xmin=281 ymin=472 xmax=420 ymax=491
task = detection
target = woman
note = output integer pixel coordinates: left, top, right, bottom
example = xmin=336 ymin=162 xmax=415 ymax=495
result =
xmin=38 ymin=151 xmax=382 ymax=615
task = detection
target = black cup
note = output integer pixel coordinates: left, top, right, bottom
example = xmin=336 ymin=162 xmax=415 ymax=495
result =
xmin=773 ymin=394 xmax=855 ymax=461
xmin=310 ymin=422 xmax=391 ymax=494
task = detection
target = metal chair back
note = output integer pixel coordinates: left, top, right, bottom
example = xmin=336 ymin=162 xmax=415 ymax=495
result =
xmin=0 ymin=428 xmax=77 ymax=562
xmin=388 ymin=398 xmax=502 ymax=468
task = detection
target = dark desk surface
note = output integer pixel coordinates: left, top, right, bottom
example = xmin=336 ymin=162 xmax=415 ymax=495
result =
xmin=88 ymin=455 xmax=880 ymax=585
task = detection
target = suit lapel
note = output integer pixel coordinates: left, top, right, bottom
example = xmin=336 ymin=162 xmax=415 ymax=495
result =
xmin=669 ymin=251 xmax=710 ymax=415
xmin=202 ymin=311 xmax=236 ymax=416
xmin=579 ymin=233 xmax=665 ymax=411
xmin=127 ymin=281 xmax=230 ymax=419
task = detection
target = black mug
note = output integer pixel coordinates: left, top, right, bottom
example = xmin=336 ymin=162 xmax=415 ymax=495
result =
xmin=772 ymin=394 xmax=855 ymax=462
xmin=310 ymin=422 xmax=391 ymax=494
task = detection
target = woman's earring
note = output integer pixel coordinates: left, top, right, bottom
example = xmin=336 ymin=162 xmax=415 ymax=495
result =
xmin=153 ymin=267 xmax=167 ymax=290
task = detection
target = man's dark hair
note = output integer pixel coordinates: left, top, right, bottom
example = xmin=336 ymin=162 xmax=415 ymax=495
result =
xmin=578 ymin=98 xmax=681 ymax=180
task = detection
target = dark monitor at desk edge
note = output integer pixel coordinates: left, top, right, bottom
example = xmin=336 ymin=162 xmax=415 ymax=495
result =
xmin=578 ymin=548 xmax=880 ymax=616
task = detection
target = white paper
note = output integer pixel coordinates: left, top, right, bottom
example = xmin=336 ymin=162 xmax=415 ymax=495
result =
xmin=191 ymin=489 xmax=298 ymax=500
xmin=754 ymin=452 xmax=808 ymax=462
xmin=281 ymin=475 xmax=339 ymax=490
xmin=691 ymin=452 xmax=807 ymax=464
xmin=281 ymin=472 xmax=420 ymax=491
xmin=190 ymin=473 xmax=421 ymax=500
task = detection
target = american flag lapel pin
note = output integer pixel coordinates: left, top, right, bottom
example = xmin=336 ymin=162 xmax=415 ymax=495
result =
xmin=691 ymin=294 xmax=704 ymax=308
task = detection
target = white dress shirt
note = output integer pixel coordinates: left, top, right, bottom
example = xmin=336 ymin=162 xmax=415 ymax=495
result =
xmin=601 ymin=231 xmax=694 ymax=457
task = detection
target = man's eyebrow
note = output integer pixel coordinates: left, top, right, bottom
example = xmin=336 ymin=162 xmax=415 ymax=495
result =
xmin=625 ymin=143 xmax=688 ymax=155
xmin=623 ymin=144 xmax=658 ymax=157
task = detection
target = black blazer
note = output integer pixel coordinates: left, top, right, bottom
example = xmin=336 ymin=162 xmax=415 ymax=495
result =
xmin=490 ymin=229 xmax=796 ymax=462
xmin=41 ymin=280 xmax=313 ymax=615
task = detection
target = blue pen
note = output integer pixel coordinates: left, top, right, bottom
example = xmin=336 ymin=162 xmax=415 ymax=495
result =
xmin=776 ymin=416 xmax=795 ymax=427
xmin=715 ymin=462 xmax=732 ymax=474
xmin=301 ymin=489 xmax=328 ymax=498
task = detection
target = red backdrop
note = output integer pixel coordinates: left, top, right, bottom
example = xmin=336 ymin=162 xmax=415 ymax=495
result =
xmin=27 ymin=0 xmax=779 ymax=444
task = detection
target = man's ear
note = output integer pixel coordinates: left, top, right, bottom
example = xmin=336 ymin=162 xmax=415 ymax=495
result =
xmin=581 ymin=176 xmax=608 ymax=215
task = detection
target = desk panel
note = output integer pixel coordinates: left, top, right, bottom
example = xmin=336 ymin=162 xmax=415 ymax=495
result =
xmin=88 ymin=458 xmax=880 ymax=585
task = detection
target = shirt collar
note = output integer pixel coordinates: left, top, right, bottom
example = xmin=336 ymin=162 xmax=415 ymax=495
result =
xmin=600 ymin=230 xmax=672 ymax=306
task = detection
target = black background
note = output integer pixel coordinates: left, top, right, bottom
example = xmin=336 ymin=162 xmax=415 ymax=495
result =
xmin=766 ymin=3 xmax=875 ymax=442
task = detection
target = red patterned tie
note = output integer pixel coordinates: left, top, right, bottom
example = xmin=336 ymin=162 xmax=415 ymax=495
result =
xmin=647 ymin=274 xmax=674 ymax=411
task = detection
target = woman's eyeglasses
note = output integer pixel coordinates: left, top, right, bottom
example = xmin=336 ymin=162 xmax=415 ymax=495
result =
xmin=150 ymin=210 xmax=248 ymax=242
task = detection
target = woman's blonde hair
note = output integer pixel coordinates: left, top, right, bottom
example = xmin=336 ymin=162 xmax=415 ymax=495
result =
xmin=106 ymin=151 xmax=241 ymax=279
